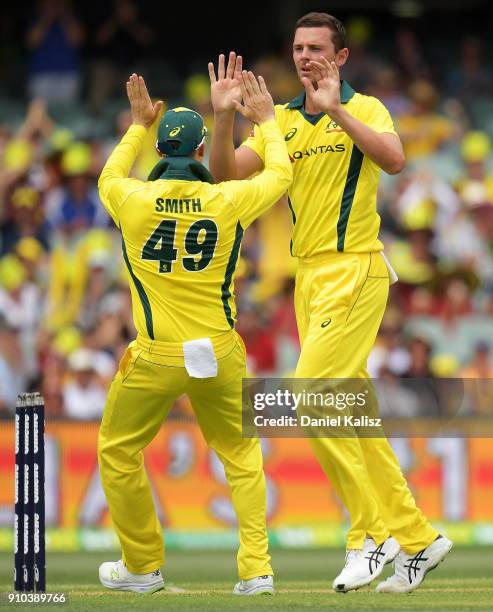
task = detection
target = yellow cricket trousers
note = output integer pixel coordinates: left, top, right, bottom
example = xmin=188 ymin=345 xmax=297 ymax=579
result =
xmin=294 ymin=251 xmax=438 ymax=553
xmin=98 ymin=330 xmax=272 ymax=579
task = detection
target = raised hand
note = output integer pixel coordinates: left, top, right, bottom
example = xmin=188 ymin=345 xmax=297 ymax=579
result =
xmin=126 ymin=73 xmax=163 ymax=128
xmin=302 ymin=57 xmax=341 ymax=115
xmin=233 ymin=71 xmax=275 ymax=125
xmin=208 ymin=51 xmax=242 ymax=114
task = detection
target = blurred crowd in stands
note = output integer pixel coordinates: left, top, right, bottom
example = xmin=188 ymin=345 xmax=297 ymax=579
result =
xmin=1 ymin=0 xmax=493 ymax=418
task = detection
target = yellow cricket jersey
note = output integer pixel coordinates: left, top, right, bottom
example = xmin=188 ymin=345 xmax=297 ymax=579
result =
xmin=98 ymin=122 xmax=291 ymax=342
xmin=242 ymin=81 xmax=397 ymax=257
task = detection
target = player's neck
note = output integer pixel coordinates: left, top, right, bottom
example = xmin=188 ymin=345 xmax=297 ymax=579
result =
xmin=304 ymin=92 xmax=322 ymax=117
xmin=148 ymin=157 xmax=214 ymax=184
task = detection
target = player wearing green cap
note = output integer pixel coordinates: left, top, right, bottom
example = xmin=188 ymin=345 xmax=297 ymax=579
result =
xmin=155 ymin=106 xmax=207 ymax=156
xmin=97 ymin=72 xmax=291 ymax=595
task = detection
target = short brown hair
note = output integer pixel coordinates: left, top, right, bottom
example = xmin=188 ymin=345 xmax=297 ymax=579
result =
xmin=295 ymin=12 xmax=347 ymax=52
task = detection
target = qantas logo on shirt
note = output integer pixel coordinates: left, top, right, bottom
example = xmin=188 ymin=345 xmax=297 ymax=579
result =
xmin=291 ymin=144 xmax=346 ymax=160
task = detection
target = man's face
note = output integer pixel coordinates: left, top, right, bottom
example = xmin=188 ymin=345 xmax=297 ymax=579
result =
xmin=292 ymin=27 xmax=347 ymax=83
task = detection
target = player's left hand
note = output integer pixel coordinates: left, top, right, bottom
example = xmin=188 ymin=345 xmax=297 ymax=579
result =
xmin=208 ymin=52 xmax=243 ymax=115
xmin=302 ymin=57 xmax=341 ymax=115
xmin=232 ymin=71 xmax=275 ymax=125
xmin=126 ymin=73 xmax=163 ymax=129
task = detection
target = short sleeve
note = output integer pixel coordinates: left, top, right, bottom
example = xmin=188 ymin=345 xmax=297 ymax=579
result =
xmin=361 ymin=96 xmax=397 ymax=136
xmin=98 ymin=124 xmax=148 ymax=225
xmin=99 ymin=178 xmax=146 ymax=225
xmin=221 ymin=120 xmax=292 ymax=229
xmin=241 ymin=122 xmax=266 ymax=164
xmin=240 ymin=105 xmax=285 ymax=164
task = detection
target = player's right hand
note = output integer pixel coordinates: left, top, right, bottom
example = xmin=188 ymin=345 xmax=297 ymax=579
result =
xmin=126 ymin=73 xmax=163 ymax=129
xmin=233 ymin=71 xmax=275 ymax=125
xmin=208 ymin=52 xmax=242 ymax=114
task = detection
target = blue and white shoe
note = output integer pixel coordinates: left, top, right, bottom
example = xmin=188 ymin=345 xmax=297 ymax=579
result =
xmin=99 ymin=559 xmax=164 ymax=593
xmin=376 ymin=535 xmax=453 ymax=593
xmin=233 ymin=575 xmax=274 ymax=595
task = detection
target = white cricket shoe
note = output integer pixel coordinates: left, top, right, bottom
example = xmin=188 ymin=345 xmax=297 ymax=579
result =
xmin=99 ymin=559 xmax=164 ymax=593
xmin=233 ymin=575 xmax=274 ymax=595
xmin=376 ymin=535 xmax=453 ymax=593
xmin=333 ymin=536 xmax=400 ymax=592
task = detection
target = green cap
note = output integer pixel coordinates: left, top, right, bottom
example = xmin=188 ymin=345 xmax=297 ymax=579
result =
xmin=156 ymin=107 xmax=207 ymax=157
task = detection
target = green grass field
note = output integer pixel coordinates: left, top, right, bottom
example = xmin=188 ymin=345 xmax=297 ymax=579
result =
xmin=1 ymin=547 xmax=491 ymax=610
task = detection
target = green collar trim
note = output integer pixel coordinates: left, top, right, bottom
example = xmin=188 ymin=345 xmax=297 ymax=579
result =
xmin=287 ymin=80 xmax=356 ymax=110
xmin=148 ymin=157 xmax=214 ymax=183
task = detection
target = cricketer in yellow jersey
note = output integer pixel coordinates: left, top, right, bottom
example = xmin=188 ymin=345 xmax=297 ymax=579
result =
xmin=96 ymin=71 xmax=291 ymax=595
xmin=209 ymin=13 xmax=452 ymax=594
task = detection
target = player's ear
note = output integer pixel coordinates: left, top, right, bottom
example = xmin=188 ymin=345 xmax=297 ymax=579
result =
xmin=196 ymin=142 xmax=206 ymax=162
xmin=336 ymin=47 xmax=349 ymax=67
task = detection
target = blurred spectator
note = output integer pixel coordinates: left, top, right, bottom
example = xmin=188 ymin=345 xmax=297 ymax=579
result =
xmin=339 ymin=16 xmax=378 ymax=92
xmin=45 ymin=143 xmax=108 ymax=233
xmin=447 ymin=36 xmax=493 ymax=104
xmin=45 ymin=230 xmax=115 ymax=331
xmin=461 ymin=342 xmax=493 ymax=378
xmin=367 ymin=66 xmax=410 ymax=118
xmin=404 ymin=277 xmax=493 ymax=364
xmin=256 ymin=198 xmax=296 ymax=292
xmin=396 ymin=170 xmax=459 ymax=234
xmin=406 ymin=287 xmax=435 ymax=317
xmin=393 ymin=28 xmax=431 ymax=83
xmin=0 ymin=254 xmax=42 ymax=379
xmin=434 ymin=204 xmax=493 ymax=287
xmin=263 ymin=279 xmax=299 ymax=374
xmin=387 ymin=228 xmax=436 ymax=289
xmin=398 ymin=80 xmax=455 ymax=160
xmin=368 ymin=311 xmax=411 ymax=377
xmin=16 ymin=237 xmax=47 ymax=285
xmin=0 ymin=318 xmax=25 ymax=414
xmin=376 ymin=368 xmax=421 ymax=418
xmin=84 ymin=275 xmax=135 ymax=362
xmin=456 ymin=131 xmax=493 ymax=205
xmin=460 ymin=342 xmax=493 ymax=416
xmin=38 ymin=325 xmax=80 ymax=417
xmin=88 ymin=0 xmax=154 ymax=115
xmin=25 ymin=0 xmax=85 ymax=105
xmin=62 ymin=348 xmax=109 ymax=419
xmin=237 ymin=305 xmax=277 ymax=375
xmin=251 ymin=57 xmax=300 ymax=105
xmin=402 ymin=337 xmax=434 ymax=378
xmin=0 ymin=186 xmax=49 ymax=255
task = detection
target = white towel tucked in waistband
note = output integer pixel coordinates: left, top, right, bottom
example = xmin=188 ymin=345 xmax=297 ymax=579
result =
xmin=183 ymin=338 xmax=218 ymax=378
xmin=381 ymin=251 xmax=399 ymax=285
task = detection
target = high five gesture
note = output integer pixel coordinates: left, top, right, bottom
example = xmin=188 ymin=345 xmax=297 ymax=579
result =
xmin=208 ymin=51 xmax=243 ymax=114
xmin=233 ymin=71 xmax=275 ymax=125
